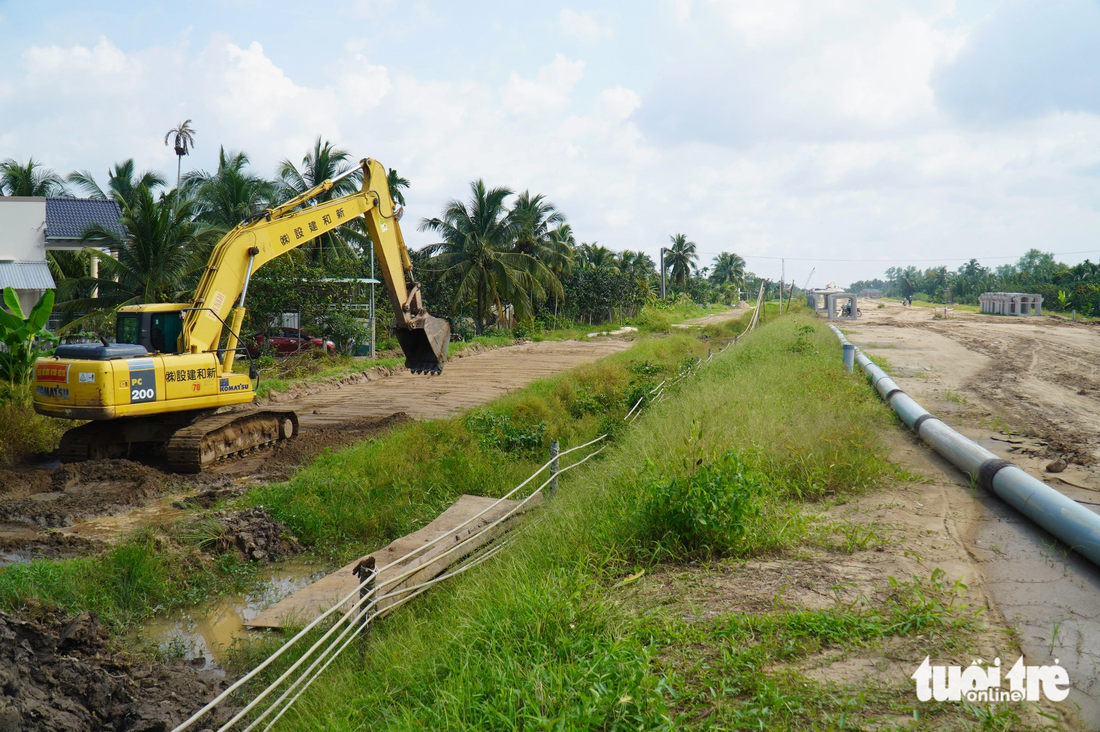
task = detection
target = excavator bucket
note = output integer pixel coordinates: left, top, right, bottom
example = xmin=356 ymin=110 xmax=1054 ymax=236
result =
xmin=397 ymin=315 xmax=451 ymax=374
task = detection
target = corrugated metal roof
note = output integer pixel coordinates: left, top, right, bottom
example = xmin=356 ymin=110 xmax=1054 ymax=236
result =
xmin=45 ymin=198 xmax=124 ymax=240
xmin=0 ymin=261 xmax=56 ymax=290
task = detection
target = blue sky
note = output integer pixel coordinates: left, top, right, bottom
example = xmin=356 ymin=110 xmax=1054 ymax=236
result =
xmin=1 ymin=0 xmax=1098 ymax=287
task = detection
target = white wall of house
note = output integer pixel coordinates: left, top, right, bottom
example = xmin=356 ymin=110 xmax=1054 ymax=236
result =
xmin=0 ymin=197 xmax=49 ymax=316
xmin=0 ymin=197 xmax=47 ymax=262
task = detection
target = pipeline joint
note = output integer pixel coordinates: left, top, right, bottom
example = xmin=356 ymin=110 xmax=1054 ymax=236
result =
xmin=977 ymin=458 xmax=1013 ymax=492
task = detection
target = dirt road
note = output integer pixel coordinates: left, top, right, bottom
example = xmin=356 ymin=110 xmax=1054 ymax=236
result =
xmin=843 ymin=301 xmax=1100 ymax=726
xmin=0 ymin=338 xmax=631 ymax=556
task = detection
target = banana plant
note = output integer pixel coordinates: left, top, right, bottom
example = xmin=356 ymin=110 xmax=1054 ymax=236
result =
xmin=0 ymin=287 xmax=58 ymax=384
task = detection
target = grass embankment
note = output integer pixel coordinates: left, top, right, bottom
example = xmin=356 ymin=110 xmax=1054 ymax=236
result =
xmin=248 ymin=314 xmax=1016 ymax=731
xmin=0 ymin=322 xmax=734 ymax=629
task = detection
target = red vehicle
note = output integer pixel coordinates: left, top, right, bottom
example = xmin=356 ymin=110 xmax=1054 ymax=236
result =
xmin=247 ymin=328 xmax=336 ymax=357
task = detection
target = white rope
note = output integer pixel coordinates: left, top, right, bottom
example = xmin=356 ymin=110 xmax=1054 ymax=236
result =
xmin=172 ymin=435 xmax=607 ymax=732
xmin=252 ymin=541 xmax=511 ymax=732
xmin=179 ymin=350 xmax=724 ymax=730
xmin=207 ymin=447 xmax=606 ymax=732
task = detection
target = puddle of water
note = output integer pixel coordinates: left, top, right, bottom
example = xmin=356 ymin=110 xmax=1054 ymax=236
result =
xmin=0 ymin=553 xmax=27 ymax=568
xmin=131 ymin=559 xmax=328 ymax=669
xmin=60 ymin=493 xmax=191 ymax=542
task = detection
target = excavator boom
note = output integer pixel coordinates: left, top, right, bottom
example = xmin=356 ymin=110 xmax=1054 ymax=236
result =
xmin=31 ymin=156 xmax=448 ymax=471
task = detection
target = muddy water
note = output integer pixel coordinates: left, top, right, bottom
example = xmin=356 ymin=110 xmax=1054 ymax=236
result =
xmin=133 ymin=560 xmax=328 ymax=669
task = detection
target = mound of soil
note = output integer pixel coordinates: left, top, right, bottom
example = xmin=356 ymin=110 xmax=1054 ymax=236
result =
xmin=268 ymin=412 xmax=411 ymax=467
xmin=210 ymin=507 xmax=302 ymax=563
xmin=0 ymin=610 xmax=235 ymax=731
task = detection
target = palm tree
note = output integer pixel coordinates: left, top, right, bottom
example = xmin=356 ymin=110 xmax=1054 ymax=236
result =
xmin=59 ymin=186 xmax=209 ymax=311
xmin=577 ymin=242 xmax=619 ymax=271
xmin=420 ymin=180 xmax=562 ymax=331
xmin=665 ymin=233 xmax=698 ymax=288
xmin=164 ymin=120 xmax=196 ymax=201
xmin=277 ymin=137 xmax=364 ymax=263
xmin=184 ymin=147 xmax=275 ymax=234
xmin=387 ymin=168 xmax=410 ymax=207
xmin=617 ymin=250 xmax=655 ymax=278
xmin=0 ymin=158 xmax=65 ymax=196
xmin=509 ymin=191 xmax=572 ymax=279
xmin=709 ymin=251 xmax=746 ymax=289
xmin=67 ymin=159 xmax=166 ymax=207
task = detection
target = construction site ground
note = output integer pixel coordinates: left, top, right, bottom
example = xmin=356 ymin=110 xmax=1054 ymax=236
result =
xmin=839 ymin=299 xmax=1100 ymax=725
xmin=0 ymin=338 xmax=630 ymax=559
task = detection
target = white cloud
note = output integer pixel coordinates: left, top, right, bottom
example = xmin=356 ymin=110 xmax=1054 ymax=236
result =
xmin=596 ymin=87 xmax=640 ymax=120
xmin=558 ymin=9 xmax=611 ymax=42
xmin=2 ymin=7 xmax=1100 ymax=290
xmin=639 ymin=1 xmax=964 ymax=145
xmin=501 ymin=54 xmax=585 ymax=115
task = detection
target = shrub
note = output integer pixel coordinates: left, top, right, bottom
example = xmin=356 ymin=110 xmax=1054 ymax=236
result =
xmin=464 ymin=412 xmax=546 ymax=455
xmin=634 ymin=448 xmax=763 ymax=559
xmin=0 ymin=384 xmax=67 ymax=464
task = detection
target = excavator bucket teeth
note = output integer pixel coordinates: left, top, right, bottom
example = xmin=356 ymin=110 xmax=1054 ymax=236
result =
xmin=397 ymin=315 xmax=451 ymax=374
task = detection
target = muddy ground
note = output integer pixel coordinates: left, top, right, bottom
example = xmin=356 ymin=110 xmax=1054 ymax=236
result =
xmin=0 ymin=338 xmax=630 ymax=558
xmin=841 ymin=300 xmax=1100 ymax=728
xmin=0 ymin=609 xmax=236 ymax=731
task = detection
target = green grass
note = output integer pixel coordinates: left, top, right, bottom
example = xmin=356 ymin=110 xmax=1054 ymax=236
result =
xmin=0 ymin=383 xmax=69 ymax=464
xmin=246 ymin=332 xmax=724 ymax=561
xmin=0 ymin=315 xmax=750 ymax=630
xmin=0 ymin=531 xmax=259 ymax=628
xmin=235 ymin=314 xmax=1003 ymax=731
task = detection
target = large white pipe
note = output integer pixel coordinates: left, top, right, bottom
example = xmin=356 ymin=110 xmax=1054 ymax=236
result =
xmin=829 ymin=324 xmax=1100 ymax=568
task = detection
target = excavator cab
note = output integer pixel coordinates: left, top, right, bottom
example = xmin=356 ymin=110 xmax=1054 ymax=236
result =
xmin=115 ymin=304 xmax=188 ymax=354
xmin=397 ymin=315 xmax=451 ymax=374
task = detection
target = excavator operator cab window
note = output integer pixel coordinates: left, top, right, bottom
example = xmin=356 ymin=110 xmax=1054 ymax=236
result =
xmin=150 ymin=312 xmax=184 ymax=354
xmin=116 ymin=314 xmax=141 ymax=346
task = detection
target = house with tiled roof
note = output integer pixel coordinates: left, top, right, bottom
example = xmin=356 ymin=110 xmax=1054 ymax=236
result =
xmin=0 ymin=196 xmax=122 ymax=314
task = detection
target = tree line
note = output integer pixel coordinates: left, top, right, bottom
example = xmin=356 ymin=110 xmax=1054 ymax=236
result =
xmin=848 ymin=249 xmax=1100 ymax=316
xmin=1 ymin=130 xmax=769 ymax=347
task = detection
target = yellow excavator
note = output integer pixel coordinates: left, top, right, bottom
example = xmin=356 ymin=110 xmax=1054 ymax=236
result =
xmin=32 ymin=158 xmax=450 ymax=472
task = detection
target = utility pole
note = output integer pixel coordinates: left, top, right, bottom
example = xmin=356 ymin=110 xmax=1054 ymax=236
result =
xmin=660 ymin=247 xmax=669 ymax=300
xmin=781 ymin=258 xmax=785 ymax=307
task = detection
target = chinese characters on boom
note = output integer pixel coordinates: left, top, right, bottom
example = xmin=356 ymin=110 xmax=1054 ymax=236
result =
xmin=277 ymin=208 xmax=344 ymax=247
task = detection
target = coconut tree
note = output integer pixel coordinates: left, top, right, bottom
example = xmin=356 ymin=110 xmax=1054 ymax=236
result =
xmin=0 ymin=158 xmax=65 ymax=197
xmin=59 ymin=186 xmax=210 ymax=312
xmin=184 ymin=147 xmax=276 ymax=234
xmin=67 ymin=159 xmax=166 ymax=208
xmin=617 ymin=250 xmax=655 ymax=278
xmin=163 ymin=120 xmax=196 ymax=202
xmin=420 ymin=180 xmax=562 ymax=331
xmin=276 ymin=137 xmax=364 ymax=263
xmin=577 ymin=242 xmax=619 ymax=272
xmin=387 ymin=168 xmax=410 ymax=207
xmin=509 ymin=191 xmax=572 ymax=279
xmin=709 ymin=251 xmax=746 ymax=289
xmin=665 ymin=233 xmax=698 ymax=288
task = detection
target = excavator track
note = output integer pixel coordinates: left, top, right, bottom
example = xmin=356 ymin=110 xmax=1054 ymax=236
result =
xmin=166 ymin=410 xmax=299 ymax=474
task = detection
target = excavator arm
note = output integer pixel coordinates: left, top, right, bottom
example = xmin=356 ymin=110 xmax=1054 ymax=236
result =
xmin=182 ymin=158 xmax=449 ymax=374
